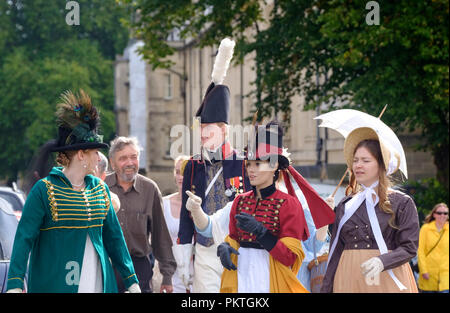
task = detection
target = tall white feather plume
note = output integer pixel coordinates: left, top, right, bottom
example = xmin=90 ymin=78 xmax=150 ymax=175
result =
xmin=211 ymin=38 xmax=235 ymax=85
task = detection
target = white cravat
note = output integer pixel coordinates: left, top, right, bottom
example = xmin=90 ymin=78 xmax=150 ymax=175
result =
xmin=328 ymin=181 xmax=406 ymax=290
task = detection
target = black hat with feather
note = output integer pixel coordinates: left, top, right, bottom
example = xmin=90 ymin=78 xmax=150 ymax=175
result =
xmin=51 ymin=89 xmax=109 ymax=152
xmin=195 ymin=38 xmax=235 ymax=124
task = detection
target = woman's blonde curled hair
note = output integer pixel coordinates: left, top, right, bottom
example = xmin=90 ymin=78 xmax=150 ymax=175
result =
xmin=345 ymin=139 xmax=398 ymax=229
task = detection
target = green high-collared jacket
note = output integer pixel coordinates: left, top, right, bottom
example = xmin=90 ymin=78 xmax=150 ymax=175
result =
xmin=7 ymin=167 xmax=138 ymax=292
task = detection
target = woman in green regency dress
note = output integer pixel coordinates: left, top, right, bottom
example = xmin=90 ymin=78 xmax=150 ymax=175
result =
xmin=6 ymin=90 xmax=140 ymax=293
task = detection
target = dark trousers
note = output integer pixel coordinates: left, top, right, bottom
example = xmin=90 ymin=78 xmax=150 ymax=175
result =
xmin=114 ymin=254 xmax=154 ymax=293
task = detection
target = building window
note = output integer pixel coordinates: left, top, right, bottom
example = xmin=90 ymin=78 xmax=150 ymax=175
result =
xmin=165 ymin=128 xmax=172 ymax=159
xmin=167 ymin=29 xmax=181 ymax=41
xmin=164 ymin=73 xmax=173 ymax=100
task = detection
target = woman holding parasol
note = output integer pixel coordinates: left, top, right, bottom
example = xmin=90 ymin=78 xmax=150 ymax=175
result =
xmin=321 ymin=125 xmax=420 ymax=293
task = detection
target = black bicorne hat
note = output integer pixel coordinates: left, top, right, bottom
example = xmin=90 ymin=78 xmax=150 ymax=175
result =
xmin=51 ymin=89 xmax=109 ymax=152
xmin=195 ymin=38 xmax=235 ymax=125
xmin=195 ymin=82 xmax=230 ymax=124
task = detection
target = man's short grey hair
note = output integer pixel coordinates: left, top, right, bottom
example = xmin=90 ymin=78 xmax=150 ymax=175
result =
xmin=109 ymin=136 xmax=142 ymax=161
xmin=97 ymin=151 xmax=109 ymax=175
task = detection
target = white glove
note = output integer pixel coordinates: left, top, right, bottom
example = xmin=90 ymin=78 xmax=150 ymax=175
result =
xmin=186 ymin=190 xmax=202 ymax=212
xmin=186 ymin=191 xmax=209 ymax=231
xmin=6 ymin=288 xmax=22 ymax=293
xmin=316 ymin=225 xmax=329 ymax=242
xmin=314 ymin=196 xmax=334 ymax=242
xmin=361 ymin=257 xmax=384 ymax=279
xmin=172 ymin=243 xmax=194 ymax=288
xmin=127 ymin=283 xmax=141 ymax=293
xmin=325 ymin=196 xmax=335 ymax=209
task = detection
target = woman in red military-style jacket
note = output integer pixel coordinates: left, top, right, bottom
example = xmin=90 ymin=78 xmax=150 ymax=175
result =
xmin=218 ymin=121 xmax=335 ymax=293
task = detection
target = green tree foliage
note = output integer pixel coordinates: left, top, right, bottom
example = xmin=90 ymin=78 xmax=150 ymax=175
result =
xmin=403 ymin=178 xmax=449 ymax=225
xmin=118 ymin=0 xmax=262 ymax=68
xmin=0 ymin=0 xmax=129 ymax=181
xmin=316 ymin=0 xmax=449 ymax=189
xmin=121 ymin=0 xmax=449 ymax=188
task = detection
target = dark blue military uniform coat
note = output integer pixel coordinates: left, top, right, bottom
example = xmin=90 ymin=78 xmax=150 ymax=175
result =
xmin=178 ymin=142 xmax=251 ymax=246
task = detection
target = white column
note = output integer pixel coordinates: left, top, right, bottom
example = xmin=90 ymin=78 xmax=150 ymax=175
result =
xmin=128 ymin=40 xmax=147 ymax=169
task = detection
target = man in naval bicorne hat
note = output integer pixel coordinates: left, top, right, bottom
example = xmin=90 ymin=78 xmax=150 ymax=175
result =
xmin=173 ymin=38 xmax=251 ymax=293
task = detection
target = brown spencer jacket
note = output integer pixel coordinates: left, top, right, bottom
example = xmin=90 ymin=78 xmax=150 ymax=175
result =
xmin=321 ymin=190 xmax=420 ymax=293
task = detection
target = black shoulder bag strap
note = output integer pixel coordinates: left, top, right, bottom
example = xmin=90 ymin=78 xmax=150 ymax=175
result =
xmin=426 ymin=227 xmax=446 ymax=257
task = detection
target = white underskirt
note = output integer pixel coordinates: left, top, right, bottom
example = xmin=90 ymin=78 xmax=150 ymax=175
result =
xmin=78 ymin=235 xmax=103 ymax=293
xmin=237 ymin=247 xmax=270 ymax=293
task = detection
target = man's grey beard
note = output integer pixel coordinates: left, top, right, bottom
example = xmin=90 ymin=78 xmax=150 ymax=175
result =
xmin=118 ymin=166 xmax=137 ymax=182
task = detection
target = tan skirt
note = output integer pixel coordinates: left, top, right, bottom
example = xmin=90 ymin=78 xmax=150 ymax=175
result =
xmin=333 ymin=249 xmax=418 ymax=293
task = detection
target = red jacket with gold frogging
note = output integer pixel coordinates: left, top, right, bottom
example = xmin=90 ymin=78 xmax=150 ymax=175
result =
xmin=228 ymin=184 xmax=308 ymax=267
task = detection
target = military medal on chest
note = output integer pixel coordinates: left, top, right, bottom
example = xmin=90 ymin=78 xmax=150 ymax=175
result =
xmin=224 ymin=186 xmax=236 ymax=197
xmin=225 ymin=176 xmax=243 ymax=197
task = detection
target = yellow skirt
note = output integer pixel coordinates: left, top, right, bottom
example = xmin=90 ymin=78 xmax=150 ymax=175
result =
xmin=334 ymin=249 xmax=418 ymax=293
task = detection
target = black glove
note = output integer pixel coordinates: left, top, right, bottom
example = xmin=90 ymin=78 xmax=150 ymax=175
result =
xmin=235 ymin=213 xmax=278 ymax=252
xmin=217 ymin=242 xmax=239 ymax=270
xmin=235 ymin=213 xmax=267 ymax=237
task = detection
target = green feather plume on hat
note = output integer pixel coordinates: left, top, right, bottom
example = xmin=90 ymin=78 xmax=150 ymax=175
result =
xmin=55 ymin=89 xmax=102 ymax=145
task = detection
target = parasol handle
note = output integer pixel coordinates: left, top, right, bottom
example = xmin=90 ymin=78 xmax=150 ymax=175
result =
xmin=329 ymin=104 xmax=388 ymax=199
xmin=378 ymin=104 xmax=388 ymax=119
xmin=331 ymin=168 xmax=349 ymax=197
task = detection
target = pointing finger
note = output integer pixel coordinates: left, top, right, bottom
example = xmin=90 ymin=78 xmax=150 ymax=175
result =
xmin=186 ymin=190 xmax=201 ymax=204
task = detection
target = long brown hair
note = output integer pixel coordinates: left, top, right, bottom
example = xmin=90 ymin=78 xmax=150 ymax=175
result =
xmin=345 ymin=139 xmax=397 ymax=229
xmin=424 ymin=203 xmax=449 ymax=224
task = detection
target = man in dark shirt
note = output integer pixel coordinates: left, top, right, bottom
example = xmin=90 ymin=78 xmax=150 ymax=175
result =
xmin=106 ymin=136 xmax=176 ymax=293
